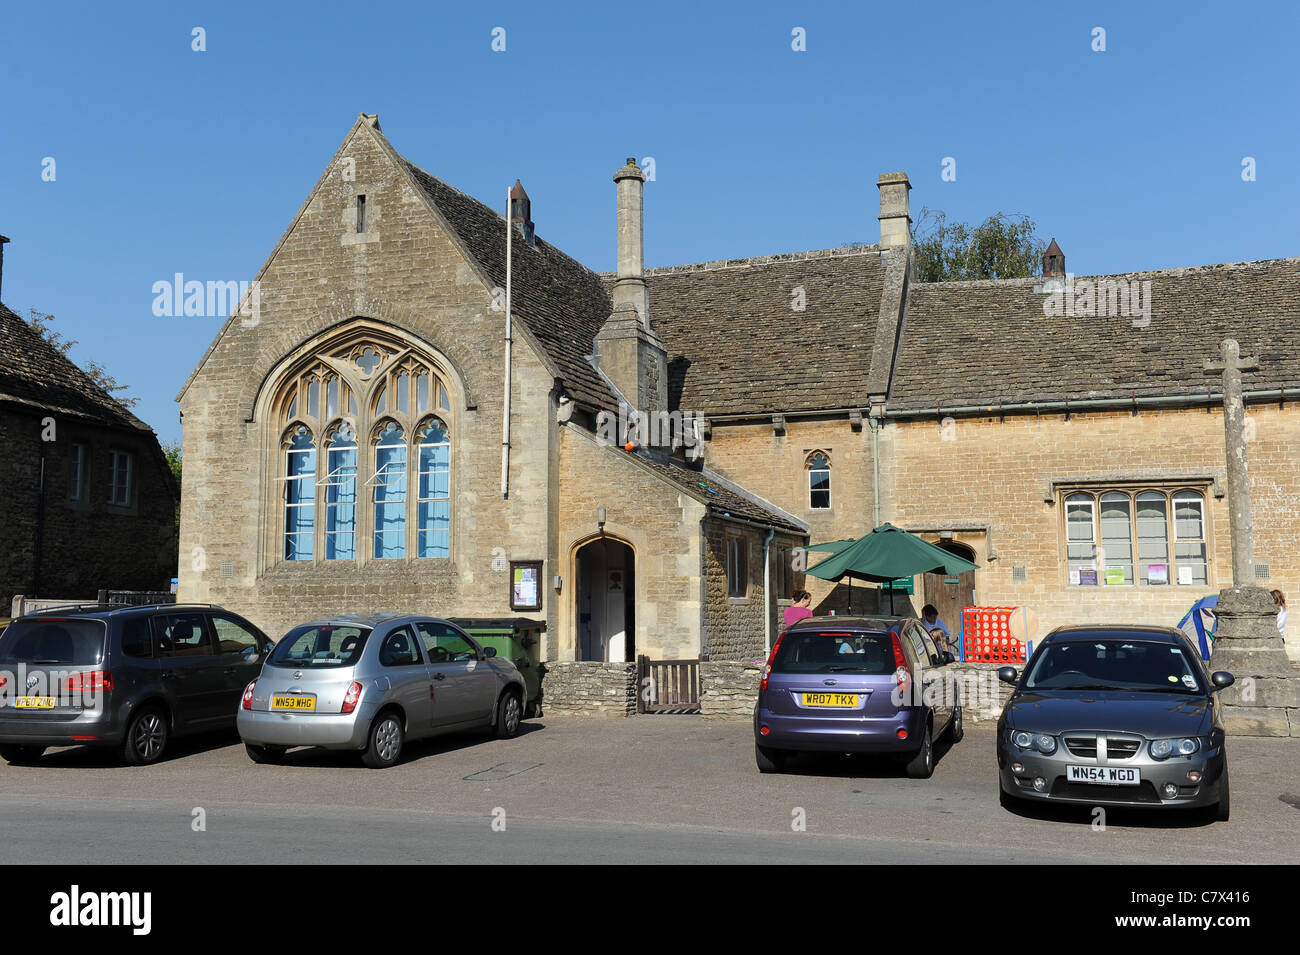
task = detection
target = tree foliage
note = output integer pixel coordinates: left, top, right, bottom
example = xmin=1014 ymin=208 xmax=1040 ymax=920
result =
xmin=911 ymin=207 xmax=1047 ymax=283
xmin=26 ymin=309 xmax=139 ymax=409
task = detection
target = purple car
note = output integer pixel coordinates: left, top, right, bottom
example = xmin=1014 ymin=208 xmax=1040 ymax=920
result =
xmin=753 ymin=616 xmax=962 ymax=778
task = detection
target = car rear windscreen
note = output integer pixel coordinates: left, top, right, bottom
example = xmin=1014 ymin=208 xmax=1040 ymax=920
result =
xmin=268 ymin=625 xmax=370 ymax=668
xmin=772 ymin=631 xmax=895 ymax=675
xmin=0 ymin=619 xmax=106 ymax=666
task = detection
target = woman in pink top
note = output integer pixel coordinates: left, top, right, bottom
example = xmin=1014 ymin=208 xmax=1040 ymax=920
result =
xmin=783 ymin=589 xmax=814 ymax=627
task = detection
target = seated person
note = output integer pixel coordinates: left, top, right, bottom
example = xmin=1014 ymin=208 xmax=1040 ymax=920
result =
xmin=921 ymin=604 xmax=951 ymax=652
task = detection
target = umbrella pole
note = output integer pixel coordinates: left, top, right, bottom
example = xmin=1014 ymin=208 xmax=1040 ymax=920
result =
xmin=847 ymin=577 xmax=852 ymax=615
xmin=889 ymin=580 xmax=895 ymax=615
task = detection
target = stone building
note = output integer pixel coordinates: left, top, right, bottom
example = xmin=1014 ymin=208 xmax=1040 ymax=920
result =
xmin=0 ymin=299 xmax=178 ymax=611
xmin=178 ymin=114 xmax=1299 ymax=713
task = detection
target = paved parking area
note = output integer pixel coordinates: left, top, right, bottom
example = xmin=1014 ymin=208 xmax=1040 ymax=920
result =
xmin=0 ymin=718 xmax=1296 ymax=863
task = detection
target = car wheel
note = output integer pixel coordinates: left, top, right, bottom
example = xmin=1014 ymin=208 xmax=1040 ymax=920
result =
xmin=123 ymin=706 xmax=169 ymax=765
xmin=1202 ymin=766 xmax=1230 ymax=822
xmin=495 ymin=691 xmax=522 ymax=739
xmin=755 ymin=743 xmax=787 ymax=774
xmin=0 ymin=744 xmax=45 ymax=765
xmin=362 ymin=711 xmax=404 ymax=769
xmin=948 ymin=705 xmax=964 ymax=743
xmin=903 ymin=721 xmax=934 ymax=778
xmin=245 ymin=744 xmax=287 ymax=765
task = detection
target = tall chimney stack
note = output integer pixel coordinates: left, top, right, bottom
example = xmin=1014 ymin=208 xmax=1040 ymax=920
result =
xmin=595 ymin=157 xmax=668 ymax=415
xmin=877 ymin=172 xmax=912 ymax=249
xmin=611 ymin=158 xmax=650 ymax=326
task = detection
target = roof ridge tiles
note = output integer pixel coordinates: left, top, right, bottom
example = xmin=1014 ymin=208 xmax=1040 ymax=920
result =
xmin=916 ymin=256 xmax=1300 ymax=290
xmin=597 ymin=244 xmax=883 ymax=278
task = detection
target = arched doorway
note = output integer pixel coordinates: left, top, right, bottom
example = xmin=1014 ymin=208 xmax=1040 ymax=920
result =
xmin=922 ymin=539 xmax=977 ymax=635
xmin=575 ymin=537 xmax=635 ymax=662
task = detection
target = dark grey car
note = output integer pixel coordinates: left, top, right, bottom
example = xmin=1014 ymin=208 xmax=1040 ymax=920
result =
xmin=0 ymin=603 xmax=273 ymax=765
xmin=237 ymin=614 xmax=527 ymax=768
xmin=996 ymin=625 xmax=1233 ymax=821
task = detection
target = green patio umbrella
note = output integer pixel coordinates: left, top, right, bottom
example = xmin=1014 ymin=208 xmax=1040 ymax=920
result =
xmin=804 ymin=523 xmax=979 ymax=613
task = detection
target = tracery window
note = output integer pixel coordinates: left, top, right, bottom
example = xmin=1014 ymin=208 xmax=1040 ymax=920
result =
xmin=807 ymin=451 xmax=831 ymax=509
xmin=272 ymin=330 xmax=455 ymax=564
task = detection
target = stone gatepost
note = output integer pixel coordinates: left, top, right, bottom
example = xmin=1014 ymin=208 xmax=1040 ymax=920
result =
xmin=1208 ymin=586 xmax=1300 ymax=736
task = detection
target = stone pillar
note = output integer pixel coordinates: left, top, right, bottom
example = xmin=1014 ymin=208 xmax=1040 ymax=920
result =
xmin=877 ymin=172 xmax=911 ymax=249
xmin=1208 ymin=586 xmax=1300 ymax=736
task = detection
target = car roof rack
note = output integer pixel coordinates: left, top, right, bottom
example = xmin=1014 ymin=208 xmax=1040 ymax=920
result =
xmin=23 ymin=601 xmax=218 ymax=617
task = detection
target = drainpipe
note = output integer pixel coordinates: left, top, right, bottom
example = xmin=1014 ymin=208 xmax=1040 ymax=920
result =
xmin=869 ymin=409 xmax=882 ymax=528
xmin=501 ymin=187 xmax=513 ymax=499
xmin=763 ymin=527 xmax=775 ymax=653
xmin=33 ymin=434 xmax=47 ymax=596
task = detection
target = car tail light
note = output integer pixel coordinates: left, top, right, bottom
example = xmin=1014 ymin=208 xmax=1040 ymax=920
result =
xmin=760 ymin=634 xmax=785 ymax=692
xmin=341 ymin=681 xmax=363 ymax=714
xmin=890 ymin=630 xmax=906 ymax=669
xmin=0 ymin=674 xmax=6 ymax=688
xmin=64 ymin=671 xmax=113 ymax=693
xmin=241 ymin=681 xmax=256 ymax=710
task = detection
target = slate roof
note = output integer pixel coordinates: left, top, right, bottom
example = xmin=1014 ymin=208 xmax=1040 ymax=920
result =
xmin=400 ymin=159 xmax=617 ymax=411
xmin=890 ymin=258 xmax=1300 ymax=410
xmin=614 ymin=444 xmax=806 ymax=532
xmin=627 ymin=247 xmax=888 ymax=416
xmin=0 ymin=303 xmax=150 ymax=430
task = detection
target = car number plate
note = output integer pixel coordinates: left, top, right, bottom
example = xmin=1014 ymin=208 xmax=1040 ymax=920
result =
xmin=801 ymin=693 xmax=859 ymax=708
xmin=271 ymin=695 xmax=316 ymax=711
xmin=13 ymin=696 xmax=57 ymax=709
xmin=1067 ymin=765 xmax=1140 ymax=785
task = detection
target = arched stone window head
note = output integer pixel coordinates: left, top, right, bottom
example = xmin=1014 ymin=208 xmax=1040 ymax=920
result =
xmin=807 ymin=451 xmax=831 ymax=509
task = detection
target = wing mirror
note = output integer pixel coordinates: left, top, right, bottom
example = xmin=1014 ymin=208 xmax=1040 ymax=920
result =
xmin=997 ymin=666 xmax=1019 ymax=686
xmin=1211 ymin=671 xmax=1235 ymax=689
xmin=484 ymin=646 xmax=497 ymax=658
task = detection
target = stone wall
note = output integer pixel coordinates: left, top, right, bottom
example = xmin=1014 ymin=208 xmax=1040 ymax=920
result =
xmin=555 ymin=428 xmax=707 ymax=661
xmin=1 ymin=406 xmax=177 ymax=609
xmin=700 ymin=660 xmax=762 ymax=719
xmin=539 ymin=661 xmax=636 ymax=716
xmin=701 ymin=519 xmax=803 ymax=661
xmin=700 ymin=659 xmax=1015 ymax=722
xmin=705 ymin=417 xmax=876 ymax=616
xmin=883 ymin=405 xmax=1300 ymax=661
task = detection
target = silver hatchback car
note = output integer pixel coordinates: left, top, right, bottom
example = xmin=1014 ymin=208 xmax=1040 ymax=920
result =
xmin=237 ymin=614 xmax=527 ymax=768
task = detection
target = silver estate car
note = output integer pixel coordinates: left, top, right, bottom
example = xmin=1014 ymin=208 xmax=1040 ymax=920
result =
xmin=237 ymin=614 xmax=527 ymax=768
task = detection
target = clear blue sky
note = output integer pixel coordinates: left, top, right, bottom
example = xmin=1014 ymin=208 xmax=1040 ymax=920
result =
xmin=2 ymin=0 xmax=1296 ymax=445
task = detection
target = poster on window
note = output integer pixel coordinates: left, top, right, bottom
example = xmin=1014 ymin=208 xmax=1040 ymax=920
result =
xmin=1177 ymin=565 xmax=1195 ymax=585
xmin=1078 ymin=569 xmax=1098 ymax=586
xmin=1148 ymin=563 xmax=1169 ymax=585
xmin=1104 ymin=567 xmax=1126 ymax=586
xmin=510 ymin=561 xmax=543 ymax=611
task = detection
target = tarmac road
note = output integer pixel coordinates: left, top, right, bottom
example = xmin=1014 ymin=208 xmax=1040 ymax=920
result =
xmin=0 ymin=718 xmax=1296 ymax=864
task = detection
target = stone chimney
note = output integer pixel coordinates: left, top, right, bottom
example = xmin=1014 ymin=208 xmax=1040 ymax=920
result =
xmin=595 ymin=158 xmax=668 ymax=414
xmin=509 ymin=179 xmax=535 ymax=247
xmin=1042 ymin=238 xmax=1065 ymax=278
xmin=877 ymin=172 xmax=911 ymax=248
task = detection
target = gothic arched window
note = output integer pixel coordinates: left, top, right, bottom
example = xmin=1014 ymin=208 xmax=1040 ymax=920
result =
xmin=417 ymin=417 xmax=451 ymax=558
xmin=268 ymin=327 xmax=457 ymax=565
xmin=807 ymin=451 xmax=831 ymax=509
xmin=371 ymin=421 xmax=407 ymax=559
xmin=283 ymin=426 xmax=316 ymax=560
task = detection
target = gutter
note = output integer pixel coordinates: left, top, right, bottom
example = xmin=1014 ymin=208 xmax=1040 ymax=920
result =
xmin=884 ymin=388 xmax=1294 ymax=421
